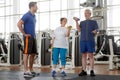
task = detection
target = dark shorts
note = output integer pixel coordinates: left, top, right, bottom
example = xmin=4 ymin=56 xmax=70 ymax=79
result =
xmin=23 ymin=36 xmax=37 ymax=54
xmin=80 ymin=41 xmax=95 ymax=53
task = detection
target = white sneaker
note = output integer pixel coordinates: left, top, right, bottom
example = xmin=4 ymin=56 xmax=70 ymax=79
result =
xmin=24 ymin=71 xmax=34 ymax=77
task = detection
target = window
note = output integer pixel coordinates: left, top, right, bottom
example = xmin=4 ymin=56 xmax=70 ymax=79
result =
xmin=61 ymin=0 xmax=67 ymax=10
xmin=39 ymin=1 xmax=50 ymax=12
xmin=1 ymin=0 xmax=120 ymax=34
xmin=39 ymin=13 xmax=50 ymax=30
xmin=0 ymin=8 xmax=4 ymax=17
xmin=107 ymin=0 xmax=120 ymax=41
xmin=68 ymin=0 xmax=80 ymax=9
xmin=107 ymin=0 xmax=120 ymax=27
xmin=50 ymin=0 xmax=60 ymax=11
xmin=50 ymin=12 xmax=60 ymax=30
xmin=67 ymin=10 xmax=80 ymax=28
xmin=0 ymin=17 xmax=5 ymax=33
xmin=61 ymin=11 xmax=67 ymax=18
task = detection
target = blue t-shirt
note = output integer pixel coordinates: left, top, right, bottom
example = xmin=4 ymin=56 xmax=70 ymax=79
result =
xmin=80 ymin=20 xmax=98 ymax=41
xmin=21 ymin=11 xmax=36 ymax=38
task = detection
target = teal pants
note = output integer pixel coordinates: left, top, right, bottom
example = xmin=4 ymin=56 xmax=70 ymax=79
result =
xmin=52 ymin=48 xmax=67 ymax=66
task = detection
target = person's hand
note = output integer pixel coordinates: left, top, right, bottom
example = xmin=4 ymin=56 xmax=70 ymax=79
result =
xmin=67 ymin=25 xmax=72 ymax=30
xmin=24 ymin=34 xmax=31 ymax=37
xmin=92 ymin=30 xmax=97 ymax=34
xmin=73 ymin=17 xmax=79 ymax=22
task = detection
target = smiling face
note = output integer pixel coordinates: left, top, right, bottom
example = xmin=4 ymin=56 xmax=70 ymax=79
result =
xmin=60 ymin=18 xmax=67 ymax=27
xmin=84 ymin=9 xmax=91 ymax=20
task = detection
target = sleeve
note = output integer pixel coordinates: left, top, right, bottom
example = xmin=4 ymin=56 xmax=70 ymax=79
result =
xmin=21 ymin=14 xmax=28 ymax=23
xmin=94 ymin=21 xmax=99 ymax=32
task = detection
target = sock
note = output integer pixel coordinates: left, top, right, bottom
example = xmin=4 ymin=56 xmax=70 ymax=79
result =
xmin=83 ymin=70 xmax=86 ymax=72
xmin=83 ymin=68 xmax=86 ymax=72
xmin=90 ymin=67 xmax=94 ymax=71
xmin=24 ymin=71 xmax=30 ymax=74
xmin=61 ymin=68 xmax=65 ymax=72
xmin=52 ymin=68 xmax=56 ymax=71
xmin=61 ymin=65 xmax=65 ymax=72
xmin=52 ymin=65 xmax=57 ymax=71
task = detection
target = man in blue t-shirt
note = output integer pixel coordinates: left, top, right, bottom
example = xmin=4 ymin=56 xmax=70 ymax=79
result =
xmin=17 ymin=2 xmax=38 ymax=77
xmin=74 ymin=9 xmax=98 ymax=76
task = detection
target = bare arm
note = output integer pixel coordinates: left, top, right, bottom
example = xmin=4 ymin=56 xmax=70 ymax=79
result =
xmin=17 ymin=20 xmax=25 ymax=35
xmin=92 ymin=30 xmax=98 ymax=35
xmin=66 ymin=29 xmax=71 ymax=37
xmin=66 ymin=26 xmax=72 ymax=37
xmin=17 ymin=20 xmax=31 ymax=37
xmin=73 ymin=17 xmax=81 ymax=32
xmin=51 ymin=37 xmax=55 ymax=46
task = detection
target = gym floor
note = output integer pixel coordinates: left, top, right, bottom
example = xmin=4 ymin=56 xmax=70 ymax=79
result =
xmin=0 ymin=64 xmax=120 ymax=80
xmin=0 ymin=64 xmax=120 ymax=75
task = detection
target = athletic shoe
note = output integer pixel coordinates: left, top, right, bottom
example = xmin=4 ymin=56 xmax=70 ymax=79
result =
xmin=90 ymin=70 xmax=95 ymax=76
xmin=24 ymin=72 xmax=34 ymax=77
xmin=52 ymin=70 xmax=56 ymax=77
xmin=61 ymin=71 xmax=67 ymax=76
xmin=31 ymin=71 xmax=40 ymax=76
xmin=31 ymin=72 xmax=36 ymax=75
xmin=78 ymin=70 xmax=87 ymax=76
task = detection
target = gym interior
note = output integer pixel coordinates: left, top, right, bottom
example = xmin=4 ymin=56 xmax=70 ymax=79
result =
xmin=0 ymin=0 xmax=120 ymax=80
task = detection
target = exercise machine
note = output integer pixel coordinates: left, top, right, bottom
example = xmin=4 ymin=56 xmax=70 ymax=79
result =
xmin=95 ymin=30 xmax=120 ymax=70
xmin=65 ymin=30 xmax=82 ymax=69
xmin=0 ymin=33 xmax=23 ymax=66
xmin=0 ymin=39 xmax=7 ymax=63
xmin=33 ymin=31 xmax=52 ymax=67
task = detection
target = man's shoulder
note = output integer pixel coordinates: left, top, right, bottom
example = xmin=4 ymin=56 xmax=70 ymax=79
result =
xmin=90 ymin=20 xmax=97 ymax=23
xmin=23 ymin=12 xmax=30 ymax=17
xmin=80 ymin=21 xmax=85 ymax=24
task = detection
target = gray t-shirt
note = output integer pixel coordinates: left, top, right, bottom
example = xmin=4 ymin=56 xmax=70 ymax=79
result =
xmin=53 ymin=26 xmax=68 ymax=49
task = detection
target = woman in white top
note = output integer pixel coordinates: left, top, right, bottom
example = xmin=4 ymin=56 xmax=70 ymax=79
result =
xmin=51 ymin=18 xmax=71 ymax=77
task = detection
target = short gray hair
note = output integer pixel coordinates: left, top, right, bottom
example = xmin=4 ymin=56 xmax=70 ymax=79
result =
xmin=29 ymin=2 xmax=37 ymax=9
xmin=85 ymin=9 xmax=91 ymax=14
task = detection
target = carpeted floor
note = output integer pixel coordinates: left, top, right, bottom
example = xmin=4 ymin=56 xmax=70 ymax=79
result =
xmin=0 ymin=71 xmax=120 ymax=80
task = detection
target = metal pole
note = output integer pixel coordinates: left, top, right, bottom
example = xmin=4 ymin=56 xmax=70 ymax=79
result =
xmin=4 ymin=0 xmax=6 ymax=39
xmin=109 ymin=39 xmax=114 ymax=70
xmin=103 ymin=0 xmax=107 ymax=30
xmin=71 ymin=30 xmax=75 ymax=68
